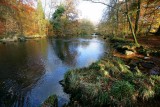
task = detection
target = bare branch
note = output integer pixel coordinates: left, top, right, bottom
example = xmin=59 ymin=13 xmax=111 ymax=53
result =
xmin=83 ymin=0 xmax=114 ymax=8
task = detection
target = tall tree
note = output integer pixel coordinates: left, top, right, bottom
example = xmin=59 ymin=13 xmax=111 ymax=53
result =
xmin=51 ymin=4 xmax=65 ymax=36
xmin=37 ymin=0 xmax=46 ymax=35
xmin=134 ymin=0 xmax=141 ymax=36
xmin=125 ymin=0 xmax=139 ymax=46
xmin=51 ymin=0 xmax=79 ymax=37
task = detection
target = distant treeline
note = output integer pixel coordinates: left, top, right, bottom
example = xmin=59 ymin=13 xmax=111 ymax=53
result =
xmin=0 ymin=0 xmax=95 ymax=39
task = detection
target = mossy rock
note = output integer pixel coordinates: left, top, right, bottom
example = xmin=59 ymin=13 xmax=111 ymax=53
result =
xmin=41 ymin=95 xmax=58 ymax=107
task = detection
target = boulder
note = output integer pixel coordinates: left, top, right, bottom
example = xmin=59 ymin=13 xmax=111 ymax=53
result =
xmin=144 ymin=57 xmax=150 ymax=60
xmin=140 ymin=61 xmax=156 ymax=69
xmin=18 ymin=37 xmax=26 ymax=42
xmin=150 ymin=67 xmax=160 ymax=75
xmin=125 ymin=50 xmax=135 ymax=56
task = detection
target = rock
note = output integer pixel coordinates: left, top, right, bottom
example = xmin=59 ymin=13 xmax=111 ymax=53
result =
xmin=117 ymin=47 xmax=128 ymax=54
xmin=150 ymin=67 xmax=160 ymax=75
xmin=18 ymin=37 xmax=26 ymax=42
xmin=129 ymin=63 xmax=138 ymax=72
xmin=128 ymin=60 xmax=140 ymax=72
xmin=140 ymin=61 xmax=156 ymax=69
xmin=125 ymin=50 xmax=135 ymax=55
xmin=0 ymin=36 xmax=18 ymax=42
xmin=144 ymin=57 xmax=150 ymax=60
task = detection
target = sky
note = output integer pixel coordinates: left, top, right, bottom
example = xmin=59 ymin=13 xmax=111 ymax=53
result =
xmin=77 ymin=1 xmax=106 ymax=24
xmin=42 ymin=0 xmax=107 ymax=24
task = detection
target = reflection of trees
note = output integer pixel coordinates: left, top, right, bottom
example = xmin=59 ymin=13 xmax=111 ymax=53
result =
xmin=0 ymin=39 xmax=47 ymax=106
xmin=50 ymin=39 xmax=79 ymax=67
xmin=79 ymin=40 xmax=90 ymax=48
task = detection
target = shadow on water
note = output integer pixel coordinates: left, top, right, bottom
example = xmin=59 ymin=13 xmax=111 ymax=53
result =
xmin=0 ymin=40 xmax=47 ymax=106
xmin=0 ymin=37 xmax=107 ymax=107
xmin=50 ymin=39 xmax=78 ymax=67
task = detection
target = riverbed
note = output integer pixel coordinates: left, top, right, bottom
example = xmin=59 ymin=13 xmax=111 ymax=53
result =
xmin=0 ymin=37 xmax=107 ymax=107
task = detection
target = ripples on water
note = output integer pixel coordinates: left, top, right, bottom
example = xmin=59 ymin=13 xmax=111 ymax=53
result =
xmin=0 ymin=38 xmax=107 ymax=107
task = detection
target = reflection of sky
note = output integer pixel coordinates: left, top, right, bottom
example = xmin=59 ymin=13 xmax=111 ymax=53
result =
xmin=77 ymin=40 xmax=105 ymax=67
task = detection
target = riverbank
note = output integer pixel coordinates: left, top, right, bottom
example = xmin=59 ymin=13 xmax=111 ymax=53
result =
xmin=0 ymin=35 xmax=46 ymax=43
xmin=61 ymin=36 xmax=160 ymax=106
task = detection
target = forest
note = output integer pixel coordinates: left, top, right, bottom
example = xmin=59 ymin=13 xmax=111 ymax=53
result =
xmin=97 ymin=0 xmax=160 ymax=46
xmin=0 ymin=0 xmax=94 ymax=41
xmin=0 ymin=0 xmax=160 ymax=107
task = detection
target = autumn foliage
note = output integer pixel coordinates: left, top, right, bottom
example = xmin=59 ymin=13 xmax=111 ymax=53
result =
xmin=0 ymin=0 xmax=46 ymax=38
xmin=98 ymin=0 xmax=160 ymax=37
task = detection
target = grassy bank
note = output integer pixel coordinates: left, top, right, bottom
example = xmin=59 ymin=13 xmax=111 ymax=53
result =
xmin=62 ymin=37 xmax=160 ymax=106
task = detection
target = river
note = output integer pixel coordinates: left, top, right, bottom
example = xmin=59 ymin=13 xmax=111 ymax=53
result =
xmin=0 ymin=37 xmax=107 ymax=107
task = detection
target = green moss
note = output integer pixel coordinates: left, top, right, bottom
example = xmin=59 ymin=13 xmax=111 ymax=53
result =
xmin=63 ymin=56 xmax=160 ymax=106
xmin=137 ymin=46 xmax=160 ymax=57
xmin=41 ymin=95 xmax=58 ymax=107
xmin=110 ymin=80 xmax=135 ymax=105
xmin=110 ymin=37 xmax=135 ymax=51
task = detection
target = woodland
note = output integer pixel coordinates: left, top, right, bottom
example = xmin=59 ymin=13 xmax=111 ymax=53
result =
xmin=0 ymin=0 xmax=94 ymax=40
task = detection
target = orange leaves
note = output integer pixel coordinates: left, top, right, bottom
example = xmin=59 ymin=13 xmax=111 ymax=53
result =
xmin=148 ymin=0 xmax=157 ymax=3
xmin=0 ymin=18 xmax=6 ymax=35
xmin=21 ymin=3 xmax=35 ymax=14
xmin=0 ymin=1 xmax=18 ymax=11
xmin=0 ymin=0 xmax=42 ymax=36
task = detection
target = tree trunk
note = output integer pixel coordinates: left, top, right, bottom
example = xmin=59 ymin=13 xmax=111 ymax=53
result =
xmin=155 ymin=26 xmax=160 ymax=35
xmin=134 ymin=0 xmax=141 ymax=36
xmin=125 ymin=0 xmax=139 ymax=46
xmin=116 ymin=3 xmax=119 ymax=35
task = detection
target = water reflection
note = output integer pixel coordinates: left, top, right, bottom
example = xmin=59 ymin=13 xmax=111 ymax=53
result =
xmin=0 ymin=38 xmax=106 ymax=107
xmin=51 ymin=39 xmax=78 ymax=67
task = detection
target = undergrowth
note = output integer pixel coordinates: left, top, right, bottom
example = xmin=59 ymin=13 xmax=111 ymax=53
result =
xmin=63 ymin=56 xmax=160 ymax=106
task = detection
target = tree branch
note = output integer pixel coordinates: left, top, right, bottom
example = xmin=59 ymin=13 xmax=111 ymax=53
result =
xmin=83 ymin=0 xmax=114 ymax=8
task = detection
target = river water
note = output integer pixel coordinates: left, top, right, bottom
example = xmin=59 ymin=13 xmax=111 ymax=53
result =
xmin=0 ymin=37 xmax=107 ymax=107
